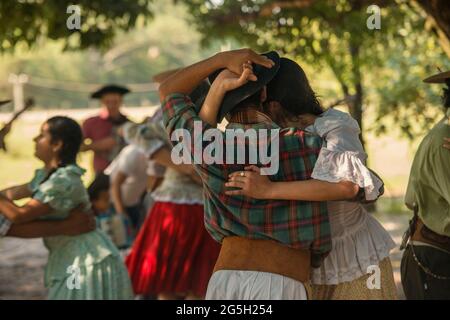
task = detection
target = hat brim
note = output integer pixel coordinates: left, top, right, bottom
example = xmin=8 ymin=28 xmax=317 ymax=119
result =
xmin=208 ymin=51 xmax=280 ymax=121
xmin=423 ymin=71 xmax=450 ymax=83
xmin=91 ymin=85 xmax=130 ymax=99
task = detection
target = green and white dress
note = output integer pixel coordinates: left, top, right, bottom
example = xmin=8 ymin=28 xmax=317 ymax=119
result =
xmin=29 ymin=165 xmax=133 ymax=300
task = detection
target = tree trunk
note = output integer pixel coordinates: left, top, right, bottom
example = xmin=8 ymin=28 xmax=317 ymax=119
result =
xmin=416 ymin=0 xmax=450 ymax=57
xmin=348 ymin=42 xmax=365 ymax=151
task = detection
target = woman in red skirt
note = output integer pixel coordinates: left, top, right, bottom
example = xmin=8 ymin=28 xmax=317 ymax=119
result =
xmin=124 ymin=109 xmax=220 ymax=299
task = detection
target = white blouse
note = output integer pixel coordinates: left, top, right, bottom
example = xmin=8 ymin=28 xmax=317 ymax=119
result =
xmin=306 ymin=108 xmax=383 ymax=201
xmin=306 ymin=109 xmax=395 ymax=285
xmin=123 ymin=115 xmax=203 ymax=205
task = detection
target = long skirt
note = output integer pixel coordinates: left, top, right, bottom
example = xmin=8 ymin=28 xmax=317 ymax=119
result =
xmin=126 ymin=202 xmax=220 ymax=297
xmin=312 ymin=258 xmax=398 ymax=300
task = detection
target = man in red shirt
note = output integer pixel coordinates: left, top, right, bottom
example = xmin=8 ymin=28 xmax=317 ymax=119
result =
xmin=81 ymin=85 xmax=130 ymax=174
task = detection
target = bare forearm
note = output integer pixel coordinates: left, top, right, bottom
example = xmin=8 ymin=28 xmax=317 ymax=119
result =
xmin=7 ymin=220 xmax=69 ymax=238
xmin=0 ymin=196 xmax=27 ymax=222
xmin=0 ymin=184 xmax=31 ymax=201
xmin=84 ymin=137 xmax=116 ymax=152
xmin=199 ymin=82 xmax=225 ymax=126
xmin=111 ymin=182 xmax=126 ymax=214
xmin=152 ymin=147 xmax=199 ymax=179
xmin=268 ymin=180 xmax=359 ymax=201
xmin=0 ymin=196 xmax=49 ymax=223
xmin=159 ymin=53 xmax=224 ymax=101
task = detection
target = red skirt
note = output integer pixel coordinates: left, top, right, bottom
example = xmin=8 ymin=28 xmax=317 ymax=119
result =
xmin=125 ymin=201 xmax=220 ymax=297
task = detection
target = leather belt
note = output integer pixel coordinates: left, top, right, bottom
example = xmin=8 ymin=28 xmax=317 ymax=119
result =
xmin=411 ymin=218 xmax=450 ymax=253
xmin=213 ymin=236 xmax=311 ymax=284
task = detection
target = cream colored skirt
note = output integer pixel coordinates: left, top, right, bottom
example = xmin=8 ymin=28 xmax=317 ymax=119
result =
xmin=312 ymin=258 xmax=398 ymax=300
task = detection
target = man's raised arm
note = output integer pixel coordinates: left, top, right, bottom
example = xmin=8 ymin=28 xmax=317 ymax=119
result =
xmin=158 ymin=48 xmax=274 ymax=101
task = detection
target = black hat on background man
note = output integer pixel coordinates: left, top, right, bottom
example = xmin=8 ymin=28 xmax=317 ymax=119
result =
xmin=91 ymin=84 xmax=130 ymax=99
xmin=208 ymin=51 xmax=280 ymax=121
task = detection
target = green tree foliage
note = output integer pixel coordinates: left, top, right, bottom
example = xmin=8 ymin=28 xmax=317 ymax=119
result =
xmin=181 ymin=0 xmax=450 ymax=141
xmin=0 ymin=1 xmax=222 ymax=109
xmin=0 ymin=0 xmax=154 ymax=51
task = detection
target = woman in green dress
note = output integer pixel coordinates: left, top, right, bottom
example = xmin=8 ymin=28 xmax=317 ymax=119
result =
xmin=0 ymin=116 xmax=133 ymax=299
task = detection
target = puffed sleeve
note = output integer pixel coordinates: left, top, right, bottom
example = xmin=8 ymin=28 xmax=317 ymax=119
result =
xmin=311 ymin=149 xmax=384 ymax=201
xmin=310 ymin=109 xmax=384 ymax=201
xmin=33 ymin=169 xmax=79 ymax=212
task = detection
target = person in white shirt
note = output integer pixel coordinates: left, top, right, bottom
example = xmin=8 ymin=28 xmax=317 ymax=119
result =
xmin=105 ymin=143 xmax=149 ymax=231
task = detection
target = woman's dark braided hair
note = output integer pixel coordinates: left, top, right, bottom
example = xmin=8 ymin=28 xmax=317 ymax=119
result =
xmin=33 ymin=116 xmax=83 ymax=193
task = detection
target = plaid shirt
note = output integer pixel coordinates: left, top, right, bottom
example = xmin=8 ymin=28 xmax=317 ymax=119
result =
xmin=162 ymin=93 xmax=331 ymax=255
xmin=0 ymin=214 xmax=11 ymax=237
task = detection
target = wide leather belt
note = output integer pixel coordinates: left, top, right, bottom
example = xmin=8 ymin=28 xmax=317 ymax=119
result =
xmin=213 ymin=236 xmax=311 ymax=284
xmin=411 ymin=218 xmax=450 ymax=253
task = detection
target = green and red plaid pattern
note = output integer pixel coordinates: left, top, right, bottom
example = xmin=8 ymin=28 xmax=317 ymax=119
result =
xmin=162 ymin=93 xmax=331 ymax=255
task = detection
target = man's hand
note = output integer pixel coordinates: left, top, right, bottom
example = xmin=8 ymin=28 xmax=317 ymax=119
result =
xmin=443 ymin=137 xmax=450 ymax=150
xmin=220 ymin=48 xmax=275 ymax=75
xmin=159 ymin=47 xmax=274 ymax=101
xmin=62 ymin=206 xmax=96 ymax=236
xmin=214 ymin=63 xmax=257 ymax=93
xmin=225 ymin=165 xmax=273 ymax=199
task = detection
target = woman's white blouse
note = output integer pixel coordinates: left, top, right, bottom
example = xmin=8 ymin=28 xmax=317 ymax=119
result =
xmin=307 ymin=109 xmax=395 ymax=285
xmin=306 ymin=108 xmax=383 ymax=201
xmin=123 ymin=115 xmax=203 ymax=205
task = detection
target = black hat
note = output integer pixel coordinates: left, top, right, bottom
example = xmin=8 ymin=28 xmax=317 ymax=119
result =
xmin=208 ymin=51 xmax=280 ymax=121
xmin=91 ymin=84 xmax=130 ymax=99
xmin=0 ymin=100 xmax=11 ymax=108
xmin=423 ymin=70 xmax=450 ymax=84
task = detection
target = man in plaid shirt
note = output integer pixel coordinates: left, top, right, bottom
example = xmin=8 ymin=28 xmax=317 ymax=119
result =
xmin=159 ymin=49 xmax=331 ymax=299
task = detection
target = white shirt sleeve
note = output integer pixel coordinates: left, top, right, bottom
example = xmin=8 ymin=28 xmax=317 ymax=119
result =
xmin=117 ymin=146 xmax=139 ymax=177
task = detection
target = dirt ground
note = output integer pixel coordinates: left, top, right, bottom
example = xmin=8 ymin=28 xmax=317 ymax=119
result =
xmin=0 ymin=212 xmax=408 ymax=300
xmin=0 ymin=237 xmax=48 ymax=299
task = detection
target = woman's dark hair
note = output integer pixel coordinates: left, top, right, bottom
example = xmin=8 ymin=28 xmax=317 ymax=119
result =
xmin=46 ymin=116 xmax=83 ymax=166
xmin=32 ymin=116 xmax=83 ymax=195
xmin=443 ymin=79 xmax=450 ymax=109
xmin=88 ymin=173 xmax=110 ymax=201
xmin=266 ymin=58 xmax=323 ymax=116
